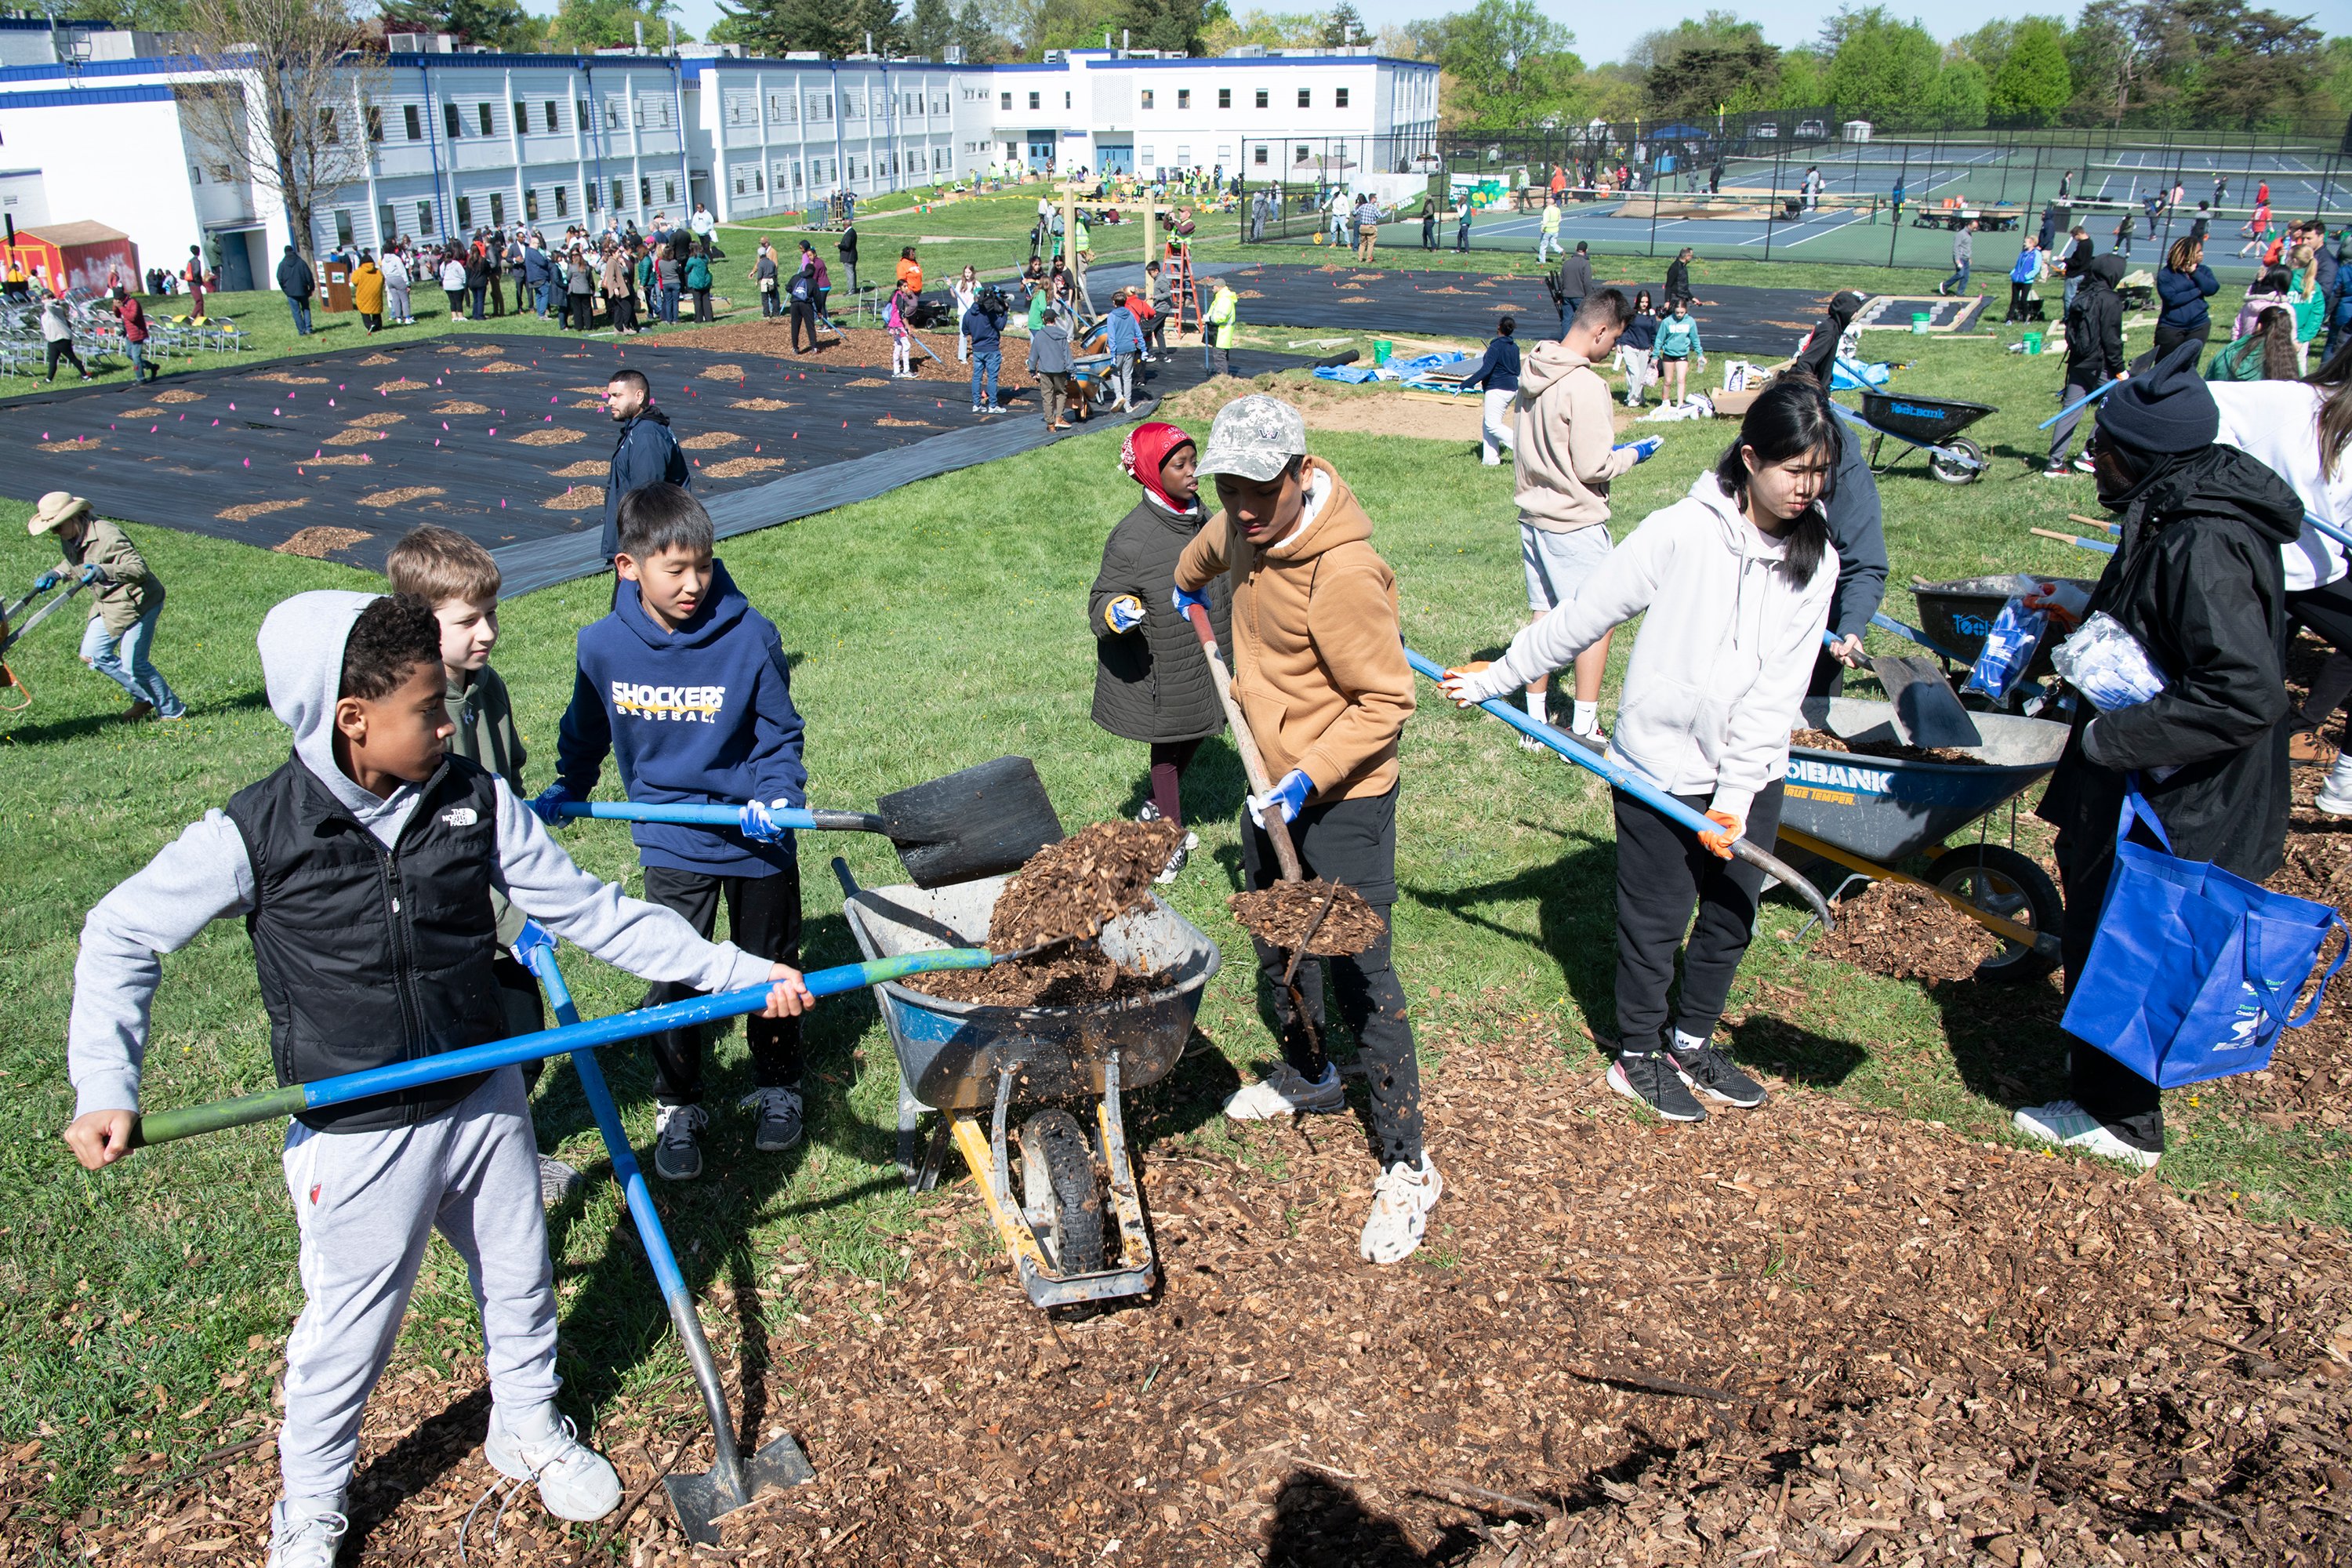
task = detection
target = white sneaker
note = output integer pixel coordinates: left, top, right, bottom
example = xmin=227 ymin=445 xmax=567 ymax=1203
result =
xmin=1359 ymin=1156 xmax=1443 ymax=1264
xmin=1223 ymin=1062 xmax=1345 ymax=1120
xmin=2013 ymin=1099 xmax=2160 ymax=1171
xmin=265 ymin=1499 xmax=347 ymax=1568
xmin=484 ymin=1406 xmax=622 ymax=1521
xmin=2315 ymin=753 xmax=2352 ymax=815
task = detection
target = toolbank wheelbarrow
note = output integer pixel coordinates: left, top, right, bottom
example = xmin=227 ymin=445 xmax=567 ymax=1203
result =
xmin=1780 ymin=695 xmax=2071 ymax=981
xmin=1833 ymin=391 xmax=1998 ymax=484
xmin=833 ymin=858 xmax=1220 ymax=1310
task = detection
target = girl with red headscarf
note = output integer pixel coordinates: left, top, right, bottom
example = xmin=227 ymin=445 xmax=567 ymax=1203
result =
xmin=1087 ymin=422 xmax=1229 ymax=881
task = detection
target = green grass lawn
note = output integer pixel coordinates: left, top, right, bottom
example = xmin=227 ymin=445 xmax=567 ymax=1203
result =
xmin=1 ymin=282 xmax=2340 ymax=1521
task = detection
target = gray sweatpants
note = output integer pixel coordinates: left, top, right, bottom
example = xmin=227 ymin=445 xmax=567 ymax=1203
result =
xmin=278 ymin=1066 xmax=559 ymax=1501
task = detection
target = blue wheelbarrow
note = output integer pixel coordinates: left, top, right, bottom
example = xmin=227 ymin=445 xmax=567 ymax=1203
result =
xmin=1833 ymin=391 xmax=1998 ymax=484
xmin=1781 ymin=695 xmax=2071 ymax=982
xmin=833 ymin=858 xmax=1221 ymax=1310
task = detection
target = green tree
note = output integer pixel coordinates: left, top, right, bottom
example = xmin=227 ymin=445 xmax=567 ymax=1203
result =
xmin=1121 ymin=0 xmax=1209 ymax=53
xmin=381 ymin=0 xmax=539 ymax=50
xmin=1320 ymin=0 xmax=1362 ymax=47
xmin=1927 ymin=55 xmax=1990 ymax=125
xmin=1204 ymin=6 xmax=1322 ymax=52
xmin=1989 ymin=16 xmax=2071 ymax=123
xmin=1427 ymin=0 xmax=1584 ymax=126
xmin=908 ymin=0 xmax=952 ymax=55
xmin=952 ymin=0 xmax=1008 ymax=57
xmin=730 ymin=0 xmax=898 ymax=55
xmin=1820 ymin=6 xmax=1941 ymax=121
xmin=546 ymin=0 xmax=691 ymax=49
xmin=1773 ymin=47 xmax=1828 ymax=109
xmin=1645 ymin=38 xmax=1781 ymax=122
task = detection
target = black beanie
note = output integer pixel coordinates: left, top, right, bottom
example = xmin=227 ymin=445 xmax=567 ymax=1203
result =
xmin=2095 ymin=339 xmax=2217 ymax=458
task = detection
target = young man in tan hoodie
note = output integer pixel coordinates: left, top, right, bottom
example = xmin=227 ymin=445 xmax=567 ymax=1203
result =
xmin=1512 ymin=289 xmax=1656 ymax=746
xmin=1171 ymin=394 xmax=1438 ymax=1265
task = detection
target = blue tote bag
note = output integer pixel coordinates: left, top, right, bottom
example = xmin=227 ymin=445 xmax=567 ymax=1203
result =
xmin=2062 ymin=785 xmax=2348 ymax=1088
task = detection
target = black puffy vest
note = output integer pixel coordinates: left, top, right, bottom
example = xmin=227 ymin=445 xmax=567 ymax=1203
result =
xmin=225 ymin=753 xmax=507 ymax=1133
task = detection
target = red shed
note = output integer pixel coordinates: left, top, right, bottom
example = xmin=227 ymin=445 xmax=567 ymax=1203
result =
xmin=3 ymin=220 xmax=139 ymax=296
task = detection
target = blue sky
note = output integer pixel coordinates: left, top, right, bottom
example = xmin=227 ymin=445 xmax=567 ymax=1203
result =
xmin=602 ymin=0 xmax=2039 ymax=67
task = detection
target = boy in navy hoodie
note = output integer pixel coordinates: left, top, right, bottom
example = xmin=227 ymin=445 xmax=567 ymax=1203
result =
xmin=535 ymin=485 xmax=809 ymax=1181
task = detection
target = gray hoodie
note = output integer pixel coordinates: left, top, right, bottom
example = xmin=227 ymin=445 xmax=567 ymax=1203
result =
xmin=67 ymin=590 xmax=774 ymax=1119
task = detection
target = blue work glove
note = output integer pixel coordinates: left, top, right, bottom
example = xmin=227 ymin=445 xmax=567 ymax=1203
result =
xmin=739 ymin=800 xmax=794 ymax=844
xmin=1105 ymin=594 xmax=1146 ymax=632
xmin=1171 ymin=583 xmax=1210 ymax=618
xmin=1614 ymin=436 xmax=1664 ymax=464
xmin=526 ymin=782 xmax=575 ymax=827
xmin=31 ymin=570 xmax=59 ymax=593
xmin=1248 ymin=768 xmax=1311 ymax=827
xmin=510 ymin=916 xmax=555 ymax=967
xmin=78 ymin=563 xmax=103 ymax=585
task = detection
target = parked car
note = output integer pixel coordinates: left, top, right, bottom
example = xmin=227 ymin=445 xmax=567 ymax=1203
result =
xmin=1753 ymin=122 xmax=1780 ymax=140
xmin=1795 ymin=119 xmax=1827 ymax=139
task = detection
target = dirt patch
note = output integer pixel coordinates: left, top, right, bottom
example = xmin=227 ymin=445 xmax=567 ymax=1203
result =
xmin=377 ymin=379 xmax=427 ymax=393
xmin=547 ymin=459 xmax=606 ymax=478
xmin=357 ymin=486 xmax=445 ymax=507
xmin=1812 ymin=879 xmax=1995 ymax=982
xmin=303 ymin=453 xmax=375 ymax=467
xmin=251 ymin=371 xmax=329 ymax=385
xmin=680 ymin=430 xmax=742 ymax=450
xmin=983 ymin=819 xmax=1185 ymax=952
xmin=321 ymin=428 xmax=385 ymax=447
xmin=272 ymin=525 xmax=373 ymax=557
xmin=1793 ymin=727 xmax=1983 ymax=765
xmin=702 ymin=456 xmax=792 ymax=478
xmin=358 ymin=353 xmax=398 ymax=365
xmin=874 ymin=415 xmax=935 ymax=428
xmin=115 ymin=405 xmax=171 ymax=420
xmin=543 ymin=485 xmax=604 ymax=510
xmin=848 ymin=376 xmax=888 ymax=387
xmin=347 ymin=411 xmax=405 ymax=428
xmin=151 ymin=387 xmax=203 ymax=403
xmin=510 ymin=427 xmax=585 ymax=446
xmin=473 ymin=360 xmax=529 ymax=373
xmin=1156 ymin=374 xmax=1486 ymax=444
xmin=36 ymin=437 xmax=100 ymax=452
xmin=216 ymin=498 xmax=307 ymax=524
xmin=733 ymin=397 xmax=796 ymax=411
xmin=432 ymin=401 xmax=490 ymax=416
xmin=662 ymin=320 xmax=1035 ymax=390
xmin=455 ymin=345 xmax=501 ymax=358
xmin=701 ymin=363 xmax=746 ymax=381
xmin=1227 ymin=878 xmax=1385 ymax=956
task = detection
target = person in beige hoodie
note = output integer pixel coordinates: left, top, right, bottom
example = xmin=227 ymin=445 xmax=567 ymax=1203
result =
xmin=1512 ymin=290 xmax=1656 ymax=745
xmin=1170 ymin=394 xmax=1437 ymax=1265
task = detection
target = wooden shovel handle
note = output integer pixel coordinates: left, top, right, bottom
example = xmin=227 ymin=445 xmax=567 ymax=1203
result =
xmin=1184 ymin=601 xmax=1305 ymax=882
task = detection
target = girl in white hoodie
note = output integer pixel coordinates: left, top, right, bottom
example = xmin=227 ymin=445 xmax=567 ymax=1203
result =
xmin=1444 ymin=378 xmax=1838 ymax=1123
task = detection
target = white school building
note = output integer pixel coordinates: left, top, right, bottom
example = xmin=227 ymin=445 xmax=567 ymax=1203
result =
xmin=0 ymin=26 xmax=1436 ymax=292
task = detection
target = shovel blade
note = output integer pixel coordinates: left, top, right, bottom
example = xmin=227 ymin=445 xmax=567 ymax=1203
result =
xmin=877 ymin=755 xmax=1065 ymax=887
xmin=1872 ymin=655 xmax=1983 ymax=750
xmin=663 ymin=1432 xmax=816 ymax=1545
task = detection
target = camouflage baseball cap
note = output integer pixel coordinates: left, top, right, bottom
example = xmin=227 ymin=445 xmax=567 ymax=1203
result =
xmin=1197 ymin=394 xmax=1308 ymax=483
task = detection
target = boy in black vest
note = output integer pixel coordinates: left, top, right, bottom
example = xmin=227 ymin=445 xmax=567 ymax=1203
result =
xmin=62 ymin=591 xmax=811 ymax=1568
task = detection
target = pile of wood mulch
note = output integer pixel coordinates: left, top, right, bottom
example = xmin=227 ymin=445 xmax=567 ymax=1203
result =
xmin=906 ymin=945 xmax=1171 ymax=1008
xmin=1811 ymin=879 xmax=1998 ymax=983
xmin=981 ymin=819 xmax=1184 ymax=953
xmin=1226 ymin=877 xmax=1385 ymax=956
xmin=666 ymin=318 xmax=1037 ymax=392
xmin=1792 ymin=727 xmax=1983 ymax=766
xmin=17 ymin=1003 xmax=2347 ymax=1565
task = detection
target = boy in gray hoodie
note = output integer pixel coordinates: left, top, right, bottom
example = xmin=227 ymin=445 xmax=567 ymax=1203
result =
xmin=62 ymin=590 xmax=811 ymax=1568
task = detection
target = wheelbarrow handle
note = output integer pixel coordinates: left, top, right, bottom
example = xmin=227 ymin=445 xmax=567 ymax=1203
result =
xmin=556 ymin=800 xmax=886 ymax=833
xmin=1403 ymin=648 xmax=1833 ymax=935
xmin=2029 ymin=525 xmax=2116 ymax=557
xmin=125 ymin=948 xmax=995 ymax=1149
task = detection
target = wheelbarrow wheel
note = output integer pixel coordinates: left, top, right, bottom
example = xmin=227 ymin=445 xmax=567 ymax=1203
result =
xmin=1928 ymin=437 xmax=1986 ymax=485
xmin=1928 ymin=844 xmax=2062 ymax=983
xmin=1018 ymin=1108 xmax=1106 ymax=1274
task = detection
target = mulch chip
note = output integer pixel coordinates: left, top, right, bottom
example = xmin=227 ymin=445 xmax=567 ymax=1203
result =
xmin=1227 ymin=877 xmax=1385 ymax=956
xmin=1793 ymin=727 xmax=1983 ymax=766
xmin=983 ymin=819 xmax=1184 ymax=953
xmin=19 ymin=1007 xmax=2347 ymax=1564
xmin=1811 ymin=879 xmax=1996 ymax=982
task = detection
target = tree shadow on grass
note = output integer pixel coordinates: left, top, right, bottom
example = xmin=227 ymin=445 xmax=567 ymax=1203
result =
xmin=0 ymin=687 xmax=266 ymax=747
xmin=1397 ymin=829 xmax=1618 ymax=1054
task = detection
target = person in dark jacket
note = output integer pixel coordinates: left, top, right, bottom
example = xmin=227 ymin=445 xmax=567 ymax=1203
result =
xmin=2058 ymin=225 xmax=2096 ymax=316
xmin=2153 ymin=236 xmax=2220 ymax=362
xmin=522 ymin=238 xmax=553 ymax=317
xmin=598 ymin=367 xmax=690 ymax=564
xmin=2022 ymin=342 xmax=2304 ymax=1168
xmin=1088 ymin=421 xmax=1229 ymax=881
xmin=1462 ymin=314 xmax=1522 ymax=466
xmin=836 ymin=222 xmax=858 ymax=296
xmin=465 ymin=245 xmax=493 ymax=320
xmin=1555 ymin=241 xmax=1595 ymax=329
xmin=1664 ymin=247 xmax=1696 ymax=310
xmin=277 ymin=246 xmax=315 ymax=336
xmin=2046 ymin=255 xmax=2128 ymax=476
xmin=1789 ymin=297 xmax=1889 ymax=695
xmin=964 ymin=285 xmax=1007 ymax=413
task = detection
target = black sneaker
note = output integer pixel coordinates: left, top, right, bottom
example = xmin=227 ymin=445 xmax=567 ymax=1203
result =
xmin=1667 ymin=1040 xmax=1767 ymax=1109
xmin=1608 ymin=1051 xmax=1706 ymax=1122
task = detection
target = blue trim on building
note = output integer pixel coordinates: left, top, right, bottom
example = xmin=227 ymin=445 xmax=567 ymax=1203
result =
xmin=967 ymin=54 xmax=1432 ymax=71
xmin=0 ymin=82 xmax=176 ymax=107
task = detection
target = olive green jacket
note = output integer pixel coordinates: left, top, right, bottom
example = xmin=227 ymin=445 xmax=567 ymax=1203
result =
xmin=445 ymin=662 xmax=531 ymax=947
xmin=61 ymin=517 xmax=162 ymax=637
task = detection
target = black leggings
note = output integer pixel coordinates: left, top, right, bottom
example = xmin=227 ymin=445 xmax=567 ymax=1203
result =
xmin=1611 ymin=780 xmax=1786 ymax=1051
xmin=44 ymin=340 xmax=85 ymax=379
xmin=641 ymin=860 xmax=804 ymax=1102
xmin=2288 ymin=576 xmax=2352 ymax=731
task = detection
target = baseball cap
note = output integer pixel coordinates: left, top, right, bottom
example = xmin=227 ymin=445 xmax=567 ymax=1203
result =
xmin=1196 ymin=394 xmax=1306 ymax=483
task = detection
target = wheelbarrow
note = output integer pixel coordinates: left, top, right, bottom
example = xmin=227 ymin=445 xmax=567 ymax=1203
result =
xmin=833 ymin=858 xmax=1220 ymax=1310
xmin=1832 ymin=391 xmax=1997 ymax=484
xmin=1900 ymin=573 xmax=2099 ymax=709
xmin=1780 ymin=695 xmax=2071 ymax=982
xmin=0 ymin=574 xmax=88 ymax=712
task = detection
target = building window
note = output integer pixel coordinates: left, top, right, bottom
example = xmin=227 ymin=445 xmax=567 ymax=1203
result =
xmin=545 ymin=100 xmax=559 ymax=131
xmin=445 ymin=102 xmax=462 ymax=138
xmin=606 ymin=100 xmax=623 ymax=130
xmin=456 ymin=195 xmax=472 ymax=229
xmin=1140 ymin=89 xmax=1152 ymax=109
xmin=377 ymin=201 xmax=395 ymax=239
xmin=554 ymin=184 xmax=568 ymax=216
xmin=1255 ymin=88 xmax=1268 ymax=108
xmin=489 ymin=192 xmax=505 ymax=226
xmin=1218 ymin=87 xmax=1230 ymax=108
xmin=477 ymin=103 xmax=493 ymax=136
xmin=579 ymin=97 xmax=592 ymax=132
xmin=586 ymin=181 xmax=598 ymax=211
xmin=318 ymin=107 xmax=338 ymax=143
xmin=613 ymin=176 xmax=626 ymax=210
xmin=663 ymin=176 xmax=677 ymax=203
xmin=332 ymin=209 xmax=353 ymax=245
xmin=641 ymin=176 xmax=652 ymax=205
xmin=1000 ymin=91 xmax=1011 ymax=109
xmin=1027 ymin=91 xmax=1039 ymax=110
xmin=1176 ymin=144 xmax=1189 ymax=165
xmin=1177 ymin=88 xmax=1189 ymax=108
xmin=1294 ymin=143 xmax=1310 ymax=163
xmin=1297 ymin=88 xmax=1310 ymax=108
xmin=514 ymin=100 xmax=528 ymax=132
xmin=405 ymin=103 xmax=422 ymax=140
xmin=1254 ymin=144 xmax=1268 ymax=164
xmin=524 ymin=187 xmax=539 ymax=221
xmin=1335 ymin=87 xmax=1348 ymax=107
xmin=365 ymin=104 xmax=383 ymax=142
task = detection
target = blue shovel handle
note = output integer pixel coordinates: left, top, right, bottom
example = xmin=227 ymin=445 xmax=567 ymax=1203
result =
xmin=1404 ymin=648 xmax=1833 ymax=933
xmin=2037 ymin=376 xmax=2120 ymax=430
xmin=557 ymin=800 xmax=885 ymax=833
